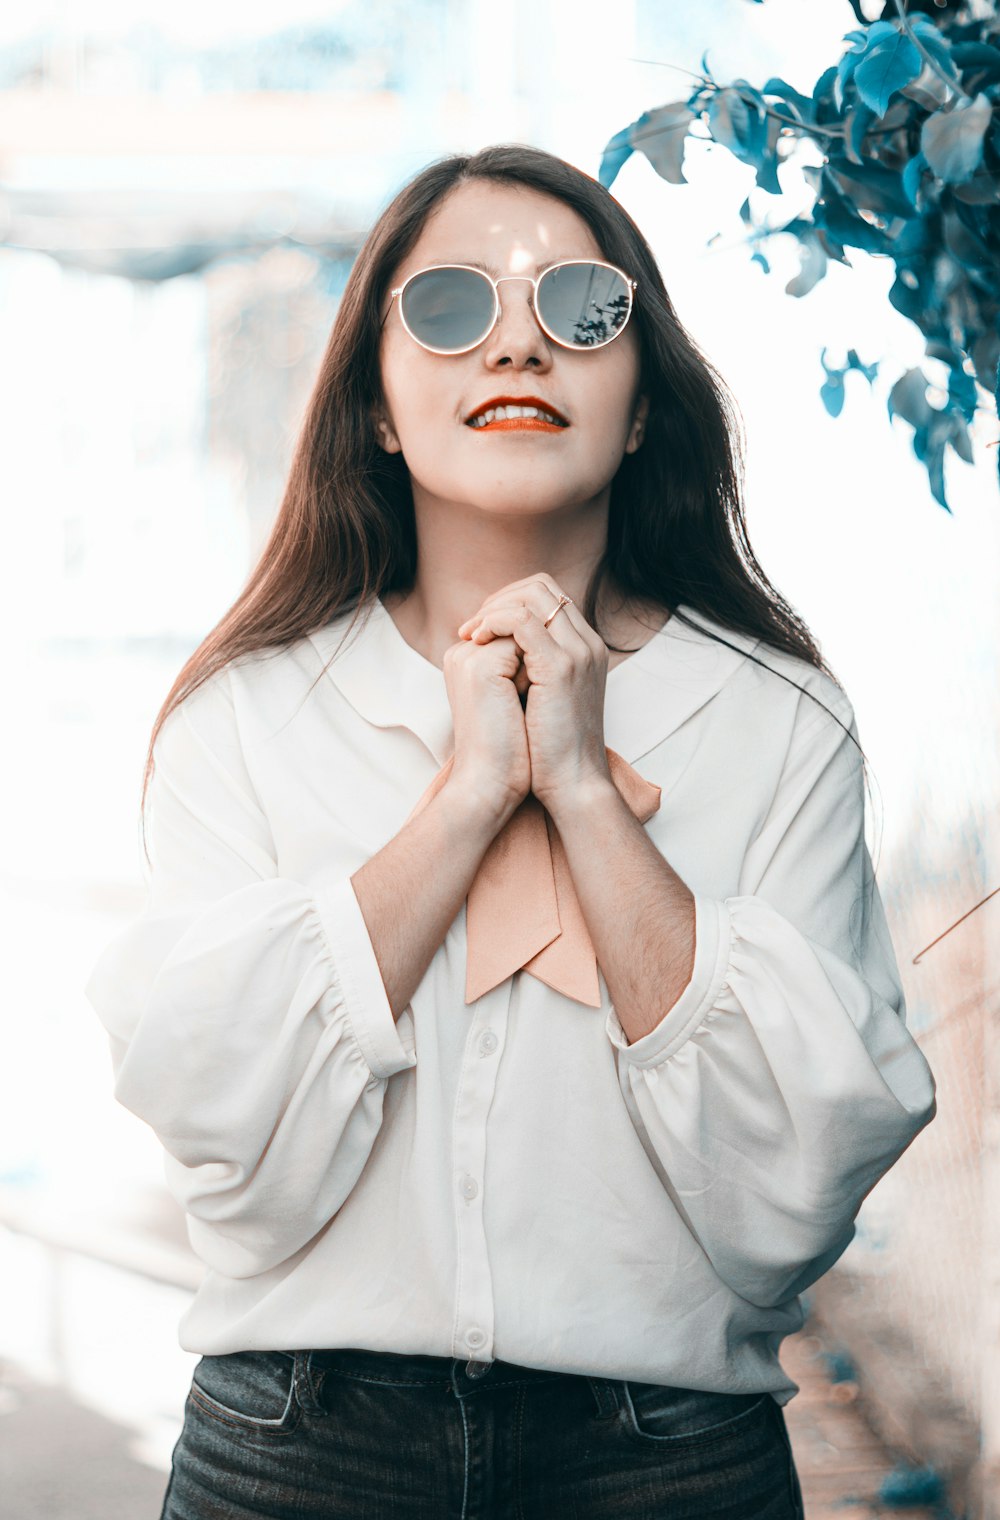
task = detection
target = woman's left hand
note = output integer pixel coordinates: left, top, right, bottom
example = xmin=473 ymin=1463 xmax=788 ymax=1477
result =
xmin=456 ymin=573 xmax=613 ymax=812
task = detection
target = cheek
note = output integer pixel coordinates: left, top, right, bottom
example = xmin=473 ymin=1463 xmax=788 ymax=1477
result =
xmin=583 ymin=372 xmax=640 ymax=454
xmin=383 ymin=353 xmax=455 ymax=440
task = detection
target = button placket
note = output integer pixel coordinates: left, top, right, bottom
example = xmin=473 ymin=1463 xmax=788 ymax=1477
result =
xmin=450 ymin=987 xmax=507 ymax=1363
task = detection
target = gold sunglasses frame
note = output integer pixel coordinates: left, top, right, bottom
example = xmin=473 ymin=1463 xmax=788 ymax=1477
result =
xmin=383 ymin=258 xmax=638 ymax=355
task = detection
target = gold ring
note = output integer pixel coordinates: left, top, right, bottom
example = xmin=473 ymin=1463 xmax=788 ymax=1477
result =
xmin=542 ymin=593 xmax=574 ymax=628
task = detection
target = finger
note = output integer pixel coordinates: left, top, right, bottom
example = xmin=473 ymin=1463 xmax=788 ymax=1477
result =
xmin=469 ymin=594 xmax=594 ymax=660
xmin=468 ymin=605 xmax=583 ymax=675
xmin=462 ymin=578 xmax=600 ymax=654
xmin=457 ymin=573 xmax=565 ymax=635
xmin=450 ymin=631 xmax=524 ymax=681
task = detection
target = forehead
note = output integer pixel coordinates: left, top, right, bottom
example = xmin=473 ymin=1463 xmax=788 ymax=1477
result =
xmin=399 ymin=180 xmax=606 ymax=279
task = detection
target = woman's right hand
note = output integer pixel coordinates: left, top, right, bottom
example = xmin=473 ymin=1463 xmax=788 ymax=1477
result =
xmin=442 ymin=635 xmax=531 ymax=826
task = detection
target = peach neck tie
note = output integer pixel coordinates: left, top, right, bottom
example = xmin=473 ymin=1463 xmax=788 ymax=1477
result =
xmin=403 ymin=750 xmax=661 ymax=1007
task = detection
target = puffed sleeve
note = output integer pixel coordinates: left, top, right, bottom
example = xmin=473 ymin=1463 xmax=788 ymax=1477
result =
xmin=605 ymin=692 xmax=937 ymax=1310
xmin=84 ymin=666 xmax=416 ymax=1280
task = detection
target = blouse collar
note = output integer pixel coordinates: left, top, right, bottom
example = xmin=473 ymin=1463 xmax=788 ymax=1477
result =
xmin=307 ymin=595 xmax=761 ymax=769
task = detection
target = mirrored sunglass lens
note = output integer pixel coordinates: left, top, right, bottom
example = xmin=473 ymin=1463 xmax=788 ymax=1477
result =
xmin=400 ymin=268 xmax=494 ymax=351
xmin=538 ymin=263 xmax=631 ymax=347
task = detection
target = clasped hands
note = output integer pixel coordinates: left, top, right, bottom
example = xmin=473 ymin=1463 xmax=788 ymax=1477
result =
xmin=453 ymin=572 xmax=614 ymax=814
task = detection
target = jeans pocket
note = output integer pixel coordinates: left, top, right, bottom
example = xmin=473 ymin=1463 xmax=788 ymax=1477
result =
xmin=620 ymin=1380 xmax=771 ymax=1447
xmin=188 ymin=1350 xmax=301 ymax=1439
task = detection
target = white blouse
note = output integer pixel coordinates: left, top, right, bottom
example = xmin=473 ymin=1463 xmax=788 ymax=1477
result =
xmin=85 ymin=596 xmax=937 ymax=1405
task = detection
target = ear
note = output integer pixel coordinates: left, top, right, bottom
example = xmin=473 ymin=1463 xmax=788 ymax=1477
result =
xmin=373 ymin=407 xmax=402 ymax=454
xmin=624 ymin=392 xmax=650 ymax=455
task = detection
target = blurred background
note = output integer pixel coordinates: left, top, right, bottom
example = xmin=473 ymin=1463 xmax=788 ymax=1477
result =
xmin=1 ymin=1 xmax=997 ymax=1516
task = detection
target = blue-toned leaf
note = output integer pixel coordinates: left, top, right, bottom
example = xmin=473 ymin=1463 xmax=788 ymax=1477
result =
xmin=843 ymin=28 xmax=870 ymax=52
xmin=846 ymin=348 xmax=880 ymax=383
xmin=827 ymin=156 xmax=917 ymax=218
xmin=888 ymin=367 xmax=933 ymax=429
xmin=598 ymin=124 xmax=635 ymax=189
xmin=837 ymin=18 xmax=905 ymax=112
xmin=814 ymin=181 xmax=889 ymax=253
xmin=854 ymin=34 xmax=923 ymax=116
xmin=924 ymin=340 xmax=963 ymax=366
xmin=921 ymin=93 xmax=993 ymax=184
xmin=731 ymin=79 xmax=768 ymax=116
xmin=754 ymin=114 xmax=783 ymax=194
xmin=844 ymin=103 xmax=877 ymax=165
xmin=949 ymin=416 xmax=974 ymax=464
xmin=856 ymin=20 xmax=900 ymax=48
xmin=812 ymin=64 xmax=839 ymax=104
xmin=972 ymin=330 xmax=1000 ymax=391
xmin=785 ymin=231 xmax=828 ymax=297
xmin=755 ymin=160 xmax=782 ymax=195
xmin=902 ymin=151 xmax=928 ymax=208
xmin=816 ymin=228 xmax=852 ymax=266
xmin=820 ymin=373 xmax=846 ymax=417
xmin=948 ymin=362 xmax=979 ymax=423
xmin=629 ymin=102 xmax=697 ymax=185
xmin=781 ymin=215 xmax=822 ymax=238
xmin=892 ymin=215 xmax=932 ymax=259
xmin=707 ymin=86 xmax=766 ymax=165
xmin=942 ymin=207 xmax=993 ymax=272
xmin=950 ymin=195 xmax=994 ymax=246
xmin=888 ymin=271 xmax=928 ymax=323
xmin=950 ymin=42 xmax=1000 ymax=86
xmin=835 ymin=46 xmax=864 ymax=111
xmin=761 ymin=75 xmax=816 ymax=125
xmin=952 ymin=171 xmax=1000 ymax=205
xmin=923 ymin=411 xmax=957 ymax=512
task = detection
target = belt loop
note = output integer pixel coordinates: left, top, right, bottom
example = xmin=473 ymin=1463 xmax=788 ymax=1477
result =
xmin=293 ymin=1351 xmax=324 ymax=1415
xmin=587 ymin=1376 xmax=623 ymax=1418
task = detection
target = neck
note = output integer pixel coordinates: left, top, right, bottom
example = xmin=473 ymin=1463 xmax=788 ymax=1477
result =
xmin=383 ymin=490 xmax=628 ymax=669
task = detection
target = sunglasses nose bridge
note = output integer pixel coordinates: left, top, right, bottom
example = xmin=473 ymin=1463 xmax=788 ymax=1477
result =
xmin=489 ymin=274 xmax=548 ymax=345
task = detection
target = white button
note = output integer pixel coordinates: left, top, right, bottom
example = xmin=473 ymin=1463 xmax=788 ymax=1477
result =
xmin=460 ymin=1175 xmax=479 ymax=1200
xmin=478 ymin=1031 xmax=498 ymax=1056
xmin=466 ymin=1327 xmax=486 ymax=1348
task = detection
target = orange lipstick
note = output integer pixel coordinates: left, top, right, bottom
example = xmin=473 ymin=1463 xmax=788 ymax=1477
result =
xmin=470 ymin=416 xmax=565 ymax=433
xmin=464 ymin=394 xmax=570 ymax=433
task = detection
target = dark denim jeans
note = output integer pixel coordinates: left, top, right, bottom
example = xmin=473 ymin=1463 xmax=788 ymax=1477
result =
xmin=160 ymin=1346 xmax=806 ymax=1519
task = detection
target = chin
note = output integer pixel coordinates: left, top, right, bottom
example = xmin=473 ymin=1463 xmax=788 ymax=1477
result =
xmin=475 ymin=483 xmax=596 ymax=516
xmin=454 ymin=467 xmax=606 ymax=512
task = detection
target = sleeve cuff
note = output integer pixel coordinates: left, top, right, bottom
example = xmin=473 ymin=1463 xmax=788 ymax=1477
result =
xmin=314 ymin=877 xmax=417 ymax=1081
xmin=605 ymin=894 xmax=732 ymax=1068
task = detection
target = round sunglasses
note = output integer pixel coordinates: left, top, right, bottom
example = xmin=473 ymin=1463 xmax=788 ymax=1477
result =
xmin=383 ymin=259 xmax=637 ymax=355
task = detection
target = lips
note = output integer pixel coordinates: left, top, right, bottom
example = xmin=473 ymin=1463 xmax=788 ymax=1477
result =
xmin=464 ymin=394 xmax=570 ymax=429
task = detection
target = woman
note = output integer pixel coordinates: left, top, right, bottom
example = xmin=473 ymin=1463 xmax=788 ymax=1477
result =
xmin=87 ymin=144 xmax=937 ymax=1519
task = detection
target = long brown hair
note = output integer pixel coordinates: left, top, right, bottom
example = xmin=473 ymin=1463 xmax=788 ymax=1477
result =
xmin=141 ymin=142 xmax=866 ymax=846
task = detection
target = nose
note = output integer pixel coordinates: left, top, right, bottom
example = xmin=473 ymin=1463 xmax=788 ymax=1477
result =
xmin=480 ymin=276 xmax=552 ymax=371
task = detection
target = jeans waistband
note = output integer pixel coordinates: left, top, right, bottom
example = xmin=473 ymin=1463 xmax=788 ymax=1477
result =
xmin=302 ymin=1346 xmax=579 ymax=1389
